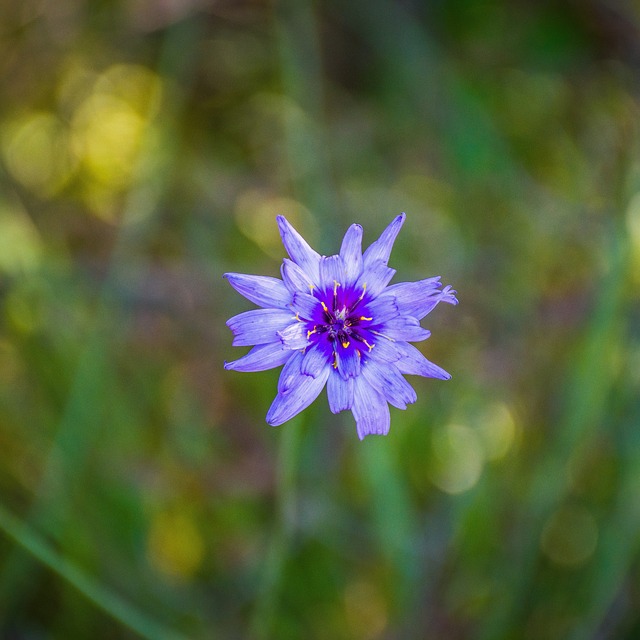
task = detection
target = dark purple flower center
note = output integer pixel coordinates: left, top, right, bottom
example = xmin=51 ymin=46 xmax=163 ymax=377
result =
xmin=305 ymin=281 xmax=375 ymax=367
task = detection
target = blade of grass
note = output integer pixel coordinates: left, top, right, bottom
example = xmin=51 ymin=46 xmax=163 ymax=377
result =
xmin=358 ymin=435 xmax=420 ymax=630
xmin=0 ymin=503 xmax=187 ymax=640
xmin=273 ymin=0 xmax=339 ymax=240
xmin=568 ymin=397 xmax=640 ymax=639
xmin=249 ymin=416 xmax=303 ymax=640
xmin=0 ymin=14 xmax=204 ymax=623
xmin=479 ymin=227 xmax=630 ymax=639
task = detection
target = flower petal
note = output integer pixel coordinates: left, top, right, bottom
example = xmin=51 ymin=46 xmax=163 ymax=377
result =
xmin=319 ymin=254 xmax=346 ymax=292
xmin=326 ymin=371 xmax=354 ymax=413
xmin=393 ymin=342 xmax=451 ymax=380
xmin=267 ymin=355 xmax=330 ymax=426
xmin=277 ymin=216 xmax=321 ymax=284
xmin=352 ymin=376 xmax=390 ymax=439
xmin=382 ymin=278 xmax=458 ymax=319
xmin=223 ymin=273 xmax=292 ymax=309
xmin=277 ymin=351 xmax=305 ymax=394
xmin=363 ymin=334 xmax=404 ymax=363
xmin=355 ymin=259 xmax=396 ymax=298
xmin=277 ymin=322 xmax=310 ymax=349
xmin=301 ymin=341 xmax=331 ymax=377
xmin=362 ymin=296 xmax=399 ymax=325
xmin=227 ymin=309 xmax=295 ymax=346
xmin=362 ymin=361 xmax=417 ymax=410
xmin=340 ymin=224 xmax=363 ymax=285
xmin=336 ymin=344 xmax=361 ymax=379
xmin=224 ymin=343 xmax=294 ymax=372
xmin=362 ymin=213 xmax=406 ymax=267
xmin=281 ymin=258 xmax=316 ymax=293
xmin=292 ymin=291 xmax=321 ymax=321
xmin=375 ymin=316 xmax=430 ymax=342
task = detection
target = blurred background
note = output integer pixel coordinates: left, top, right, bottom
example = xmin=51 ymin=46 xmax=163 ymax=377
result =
xmin=1 ymin=0 xmax=640 ymax=638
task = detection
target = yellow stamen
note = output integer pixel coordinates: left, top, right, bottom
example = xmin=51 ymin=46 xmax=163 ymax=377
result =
xmin=294 ymin=312 xmax=301 ymax=322
xmin=332 ymin=357 xmax=338 ymax=369
xmin=307 ymin=327 xmax=317 ymax=338
xmin=363 ymin=339 xmax=374 ymax=351
xmin=321 ymin=301 xmax=329 ymax=313
xmin=359 ymin=315 xmax=372 ymax=321
xmin=333 ymin=280 xmax=341 ymax=295
xmin=308 ymin=284 xmax=314 ymax=292
xmin=342 ymin=341 xmax=350 ymax=349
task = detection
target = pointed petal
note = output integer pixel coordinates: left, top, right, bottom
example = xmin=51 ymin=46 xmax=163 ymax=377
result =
xmin=277 ymin=351 xmax=305 ymax=394
xmin=224 ymin=343 xmax=294 ymax=372
xmin=327 ymin=372 xmax=354 ymax=413
xmin=301 ymin=341 xmax=331 ymax=377
xmin=292 ymin=291 xmax=321 ymax=321
xmin=267 ymin=358 xmax=330 ymax=426
xmin=355 ymin=259 xmax=396 ymax=298
xmin=336 ymin=344 xmax=361 ymax=379
xmin=382 ymin=278 xmax=458 ymax=319
xmin=363 ymin=213 xmax=406 ymax=267
xmin=362 ymin=296 xmax=399 ymax=325
xmin=319 ymin=254 xmax=346 ymax=292
xmin=277 ymin=322 xmax=310 ymax=349
xmin=352 ymin=376 xmax=390 ymax=439
xmin=375 ymin=316 xmax=430 ymax=342
xmin=339 ymin=224 xmax=363 ymax=285
xmin=362 ymin=361 xmax=417 ymax=410
xmin=363 ymin=334 xmax=404 ymax=363
xmin=393 ymin=342 xmax=451 ymax=380
xmin=227 ymin=309 xmax=294 ymax=346
xmin=223 ymin=273 xmax=292 ymax=309
xmin=276 ymin=216 xmax=321 ymax=284
xmin=281 ymin=258 xmax=317 ymax=293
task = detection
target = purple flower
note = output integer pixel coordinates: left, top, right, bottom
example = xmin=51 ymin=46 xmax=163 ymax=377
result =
xmin=224 ymin=214 xmax=458 ymax=440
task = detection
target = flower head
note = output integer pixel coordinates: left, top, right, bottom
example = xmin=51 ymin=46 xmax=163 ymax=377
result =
xmin=224 ymin=214 xmax=457 ymax=439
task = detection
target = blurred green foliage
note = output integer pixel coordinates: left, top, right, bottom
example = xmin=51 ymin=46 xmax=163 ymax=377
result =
xmin=1 ymin=0 xmax=640 ymax=638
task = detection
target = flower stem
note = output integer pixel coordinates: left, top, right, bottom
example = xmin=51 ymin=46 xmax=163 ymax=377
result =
xmin=249 ymin=418 xmax=303 ymax=639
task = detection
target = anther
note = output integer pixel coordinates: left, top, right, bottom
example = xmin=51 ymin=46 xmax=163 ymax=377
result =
xmin=363 ymin=339 xmax=374 ymax=351
xmin=342 ymin=341 xmax=350 ymax=349
xmin=359 ymin=315 xmax=372 ymax=321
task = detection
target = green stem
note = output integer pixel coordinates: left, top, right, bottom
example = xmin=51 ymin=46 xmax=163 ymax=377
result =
xmin=249 ymin=418 xmax=303 ymax=640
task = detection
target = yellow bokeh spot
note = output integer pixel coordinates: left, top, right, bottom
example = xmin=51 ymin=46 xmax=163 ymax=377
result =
xmin=94 ymin=64 xmax=163 ymax=117
xmin=626 ymin=192 xmax=640 ymax=286
xmin=4 ymin=278 xmax=48 ymax=335
xmin=344 ymin=580 xmax=388 ymax=640
xmin=476 ymin=402 xmax=517 ymax=461
xmin=1 ymin=111 xmax=77 ymax=196
xmin=234 ymin=190 xmax=318 ymax=259
xmin=540 ymin=504 xmax=598 ymax=567
xmin=147 ymin=510 xmax=205 ymax=581
xmin=70 ymin=64 xmax=163 ymax=198
xmin=429 ymin=424 xmax=484 ymax=494
xmin=0 ymin=201 xmax=43 ymax=276
xmin=72 ymin=93 xmax=147 ymax=188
